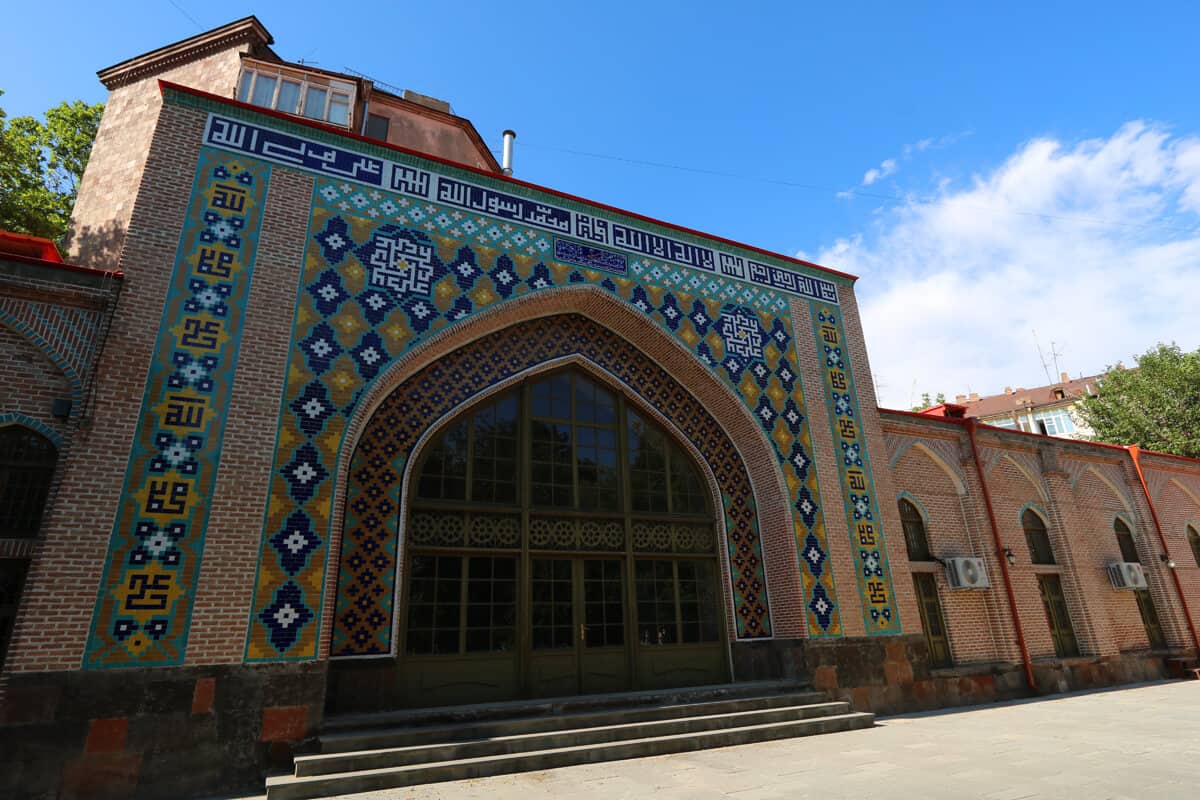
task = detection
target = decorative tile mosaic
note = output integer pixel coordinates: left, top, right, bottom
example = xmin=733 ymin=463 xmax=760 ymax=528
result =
xmin=84 ymin=150 xmax=269 ymax=667
xmin=166 ymin=96 xmax=851 ymax=659
xmin=333 ymin=314 xmax=767 ymax=655
xmin=245 ymin=199 xmax=844 ymax=658
xmin=203 ymin=113 xmax=841 ymax=304
xmin=812 ymin=306 xmax=901 ymax=634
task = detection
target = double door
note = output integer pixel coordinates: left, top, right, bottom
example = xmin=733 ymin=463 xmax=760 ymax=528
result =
xmin=528 ymin=557 xmax=630 ymax=696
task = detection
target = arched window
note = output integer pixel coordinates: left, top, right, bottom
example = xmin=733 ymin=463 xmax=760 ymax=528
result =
xmin=1188 ymin=525 xmax=1200 ymax=568
xmin=1114 ymin=518 xmax=1139 ymax=563
xmin=898 ymin=498 xmax=932 ymax=562
xmin=1022 ymin=509 xmax=1055 ymax=565
xmin=405 ymin=368 xmax=723 ymax=695
xmin=0 ymin=426 xmax=59 ymax=539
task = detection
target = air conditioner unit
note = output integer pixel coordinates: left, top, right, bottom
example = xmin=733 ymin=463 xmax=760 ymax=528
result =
xmin=1107 ymin=561 xmax=1148 ymax=590
xmin=945 ymin=557 xmax=990 ymax=589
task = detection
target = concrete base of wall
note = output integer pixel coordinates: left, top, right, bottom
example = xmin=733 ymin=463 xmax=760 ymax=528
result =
xmin=0 ymin=641 xmax=1188 ymax=799
xmin=733 ymin=635 xmax=1186 ymax=715
xmin=0 ymin=661 xmax=327 ymax=800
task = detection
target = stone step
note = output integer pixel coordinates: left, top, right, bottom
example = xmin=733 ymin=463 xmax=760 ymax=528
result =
xmin=266 ymin=711 xmax=874 ymax=800
xmin=321 ymin=679 xmax=809 ymax=733
xmin=299 ymin=700 xmax=851 ymax=775
xmin=319 ymin=688 xmax=830 ymax=753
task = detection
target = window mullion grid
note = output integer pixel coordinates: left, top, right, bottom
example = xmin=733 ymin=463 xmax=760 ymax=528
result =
xmin=458 ymin=556 xmax=469 ymax=654
xmin=673 ymin=559 xmax=683 ymax=644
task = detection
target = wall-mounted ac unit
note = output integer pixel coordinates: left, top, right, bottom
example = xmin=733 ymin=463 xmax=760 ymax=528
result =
xmin=945 ymin=557 xmax=990 ymax=589
xmin=1107 ymin=561 xmax=1148 ymax=590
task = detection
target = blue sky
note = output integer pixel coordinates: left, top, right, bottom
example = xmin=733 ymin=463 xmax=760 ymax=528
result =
xmin=4 ymin=2 xmax=1199 ymax=407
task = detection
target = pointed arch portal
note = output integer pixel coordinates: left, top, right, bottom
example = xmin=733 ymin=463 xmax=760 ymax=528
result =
xmin=328 ymin=314 xmax=771 ymax=709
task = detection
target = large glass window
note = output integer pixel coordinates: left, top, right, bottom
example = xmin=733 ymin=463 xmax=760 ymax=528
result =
xmin=1023 ymin=509 xmax=1056 ymax=565
xmin=1188 ymin=525 xmax=1200 ymax=568
xmin=1033 ymin=408 xmax=1076 ymax=436
xmin=0 ymin=427 xmax=58 ymax=539
xmin=405 ymin=370 xmax=720 ymax=659
xmin=237 ymin=63 xmax=354 ymax=127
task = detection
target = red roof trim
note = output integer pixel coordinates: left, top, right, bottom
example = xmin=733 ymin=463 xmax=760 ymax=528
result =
xmin=0 ymin=250 xmax=124 ymax=279
xmin=159 ymin=81 xmax=857 ymax=284
xmin=878 ymin=406 xmax=1200 ymax=465
xmin=0 ymin=230 xmax=63 ymax=262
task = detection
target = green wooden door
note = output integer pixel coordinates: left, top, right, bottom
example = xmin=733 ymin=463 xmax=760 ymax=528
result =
xmin=1134 ymin=589 xmax=1166 ymax=650
xmin=913 ymin=572 xmax=952 ymax=668
xmin=1037 ymin=574 xmax=1080 ymax=658
xmin=579 ymin=558 xmax=630 ymax=693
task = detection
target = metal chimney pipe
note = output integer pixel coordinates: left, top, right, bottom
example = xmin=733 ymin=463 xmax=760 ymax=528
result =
xmin=501 ymin=129 xmax=516 ymax=176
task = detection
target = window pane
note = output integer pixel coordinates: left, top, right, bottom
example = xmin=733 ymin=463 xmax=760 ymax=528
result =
xmin=406 ymin=555 xmax=461 ymax=655
xmin=416 ymin=421 xmax=468 ymax=500
xmin=531 ymin=559 xmax=573 ymax=649
xmin=1190 ymin=526 xmax=1200 ymax=567
xmin=237 ymin=71 xmax=254 ymax=103
xmin=366 ymin=113 xmax=390 ymax=140
xmin=678 ymin=560 xmax=719 ymax=642
xmin=635 ymin=560 xmax=677 ymax=645
xmin=1115 ymin=519 xmax=1140 ymax=563
xmin=328 ymin=96 xmax=350 ymax=126
xmin=669 ymin=447 xmax=707 ymax=515
xmin=531 ymin=420 xmax=572 ymax=508
xmin=628 ymin=412 xmax=669 ymax=513
xmin=1023 ymin=510 xmax=1055 ymax=565
xmin=464 ymin=557 xmax=517 ymax=653
xmin=276 ymin=80 xmax=301 ymax=114
xmin=0 ymin=428 xmax=58 ymax=538
xmin=303 ymin=86 xmax=327 ymax=119
xmin=471 ymin=394 xmax=519 ymax=505
xmin=899 ymin=499 xmax=932 ymax=562
xmin=251 ymin=74 xmax=277 ymax=108
xmin=531 ymin=373 xmax=571 ymax=420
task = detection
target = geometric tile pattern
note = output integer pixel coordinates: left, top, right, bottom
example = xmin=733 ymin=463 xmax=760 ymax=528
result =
xmin=812 ymin=306 xmax=901 ymax=634
xmin=242 ymin=180 xmax=849 ymax=658
xmin=85 ymin=150 xmax=269 ymax=666
xmin=145 ymin=97 xmax=865 ymax=658
xmin=332 ymin=314 xmax=765 ymax=655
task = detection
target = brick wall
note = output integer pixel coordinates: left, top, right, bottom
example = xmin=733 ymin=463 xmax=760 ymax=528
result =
xmin=880 ymin=410 xmax=1200 ymax=685
xmin=66 ymin=45 xmax=249 ymax=270
xmin=5 ymin=100 xmax=207 ymax=672
xmin=0 ymin=323 xmax=72 ymax=443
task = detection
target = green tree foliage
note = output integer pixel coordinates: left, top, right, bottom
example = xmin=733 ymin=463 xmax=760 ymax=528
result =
xmin=1077 ymin=343 xmax=1200 ymax=457
xmin=911 ymin=391 xmax=946 ymax=412
xmin=0 ymin=91 xmax=104 ymax=245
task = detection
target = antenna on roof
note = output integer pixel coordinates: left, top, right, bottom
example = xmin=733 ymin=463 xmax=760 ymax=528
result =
xmin=342 ymin=67 xmax=404 ymax=95
xmin=1032 ymin=329 xmax=1053 ymax=384
xmin=1049 ymin=340 xmax=1064 ymax=381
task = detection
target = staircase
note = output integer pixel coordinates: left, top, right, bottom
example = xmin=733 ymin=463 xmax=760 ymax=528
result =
xmin=266 ymin=681 xmax=875 ymax=800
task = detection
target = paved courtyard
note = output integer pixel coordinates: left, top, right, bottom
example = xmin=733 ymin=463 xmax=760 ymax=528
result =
xmin=243 ymin=680 xmax=1200 ymax=800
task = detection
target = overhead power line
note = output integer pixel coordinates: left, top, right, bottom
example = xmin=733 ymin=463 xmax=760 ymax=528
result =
xmin=503 ymin=140 xmax=1200 ymax=238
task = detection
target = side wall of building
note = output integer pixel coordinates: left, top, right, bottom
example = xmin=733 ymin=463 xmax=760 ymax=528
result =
xmin=67 ymin=45 xmax=252 ymax=270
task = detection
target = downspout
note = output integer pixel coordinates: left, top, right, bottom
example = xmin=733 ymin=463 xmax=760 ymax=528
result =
xmin=1127 ymin=445 xmax=1200 ymax=654
xmin=965 ymin=418 xmax=1038 ymax=691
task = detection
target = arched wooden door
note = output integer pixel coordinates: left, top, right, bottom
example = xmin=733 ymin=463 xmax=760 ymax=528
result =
xmin=395 ymin=368 xmax=728 ymax=706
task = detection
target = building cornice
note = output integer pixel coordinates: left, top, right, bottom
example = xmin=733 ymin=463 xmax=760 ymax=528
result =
xmin=97 ymin=16 xmax=273 ymax=89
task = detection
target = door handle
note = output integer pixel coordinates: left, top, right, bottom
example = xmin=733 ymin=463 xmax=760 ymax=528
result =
xmin=579 ymin=623 xmax=586 ymax=643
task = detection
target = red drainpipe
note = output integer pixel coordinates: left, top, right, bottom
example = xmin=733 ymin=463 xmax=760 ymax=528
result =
xmin=1126 ymin=446 xmax=1200 ymax=654
xmin=965 ymin=419 xmax=1038 ymax=691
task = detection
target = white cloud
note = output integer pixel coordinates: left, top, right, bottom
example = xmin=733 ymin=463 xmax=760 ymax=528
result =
xmin=815 ymin=122 xmax=1200 ymax=409
xmin=862 ymin=158 xmax=897 ymax=186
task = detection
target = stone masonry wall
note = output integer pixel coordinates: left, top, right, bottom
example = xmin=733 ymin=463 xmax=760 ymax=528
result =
xmin=66 ymin=45 xmax=250 ymax=270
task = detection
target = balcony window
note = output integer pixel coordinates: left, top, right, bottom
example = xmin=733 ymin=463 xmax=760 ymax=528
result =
xmin=238 ymin=64 xmax=354 ymax=127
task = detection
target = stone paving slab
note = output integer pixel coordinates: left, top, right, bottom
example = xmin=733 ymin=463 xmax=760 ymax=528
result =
xmin=223 ymin=680 xmax=1200 ymax=800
